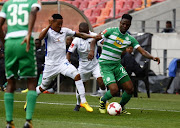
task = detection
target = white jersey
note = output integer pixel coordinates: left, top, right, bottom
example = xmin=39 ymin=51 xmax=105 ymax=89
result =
xmin=68 ymin=31 xmax=98 ymax=74
xmin=44 ymin=27 xmax=75 ymax=65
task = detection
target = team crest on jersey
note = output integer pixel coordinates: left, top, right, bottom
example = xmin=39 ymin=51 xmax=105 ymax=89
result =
xmin=125 ymin=37 xmax=129 ymax=41
xmin=113 ymin=37 xmax=124 ymax=48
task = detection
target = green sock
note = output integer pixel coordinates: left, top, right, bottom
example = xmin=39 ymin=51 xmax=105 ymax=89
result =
xmin=26 ymin=91 xmax=37 ymax=120
xmin=101 ymin=90 xmax=113 ymax=102
xmin=120 ymin=91 xmax=132 ymax=109
xmin=4 ymin=93 xmax=14 ymax=122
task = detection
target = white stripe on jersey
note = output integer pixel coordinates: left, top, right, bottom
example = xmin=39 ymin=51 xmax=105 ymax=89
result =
xmin=102 ymin=49 xmax=121 ymax=59
xmin=99 ymin=54 xmax=119 ymax=61
xmin=103 ymin=45 xmax=123 ymax=53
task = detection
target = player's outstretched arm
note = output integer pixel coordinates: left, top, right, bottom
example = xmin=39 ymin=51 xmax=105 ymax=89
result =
xmin=137 ymin=46 xmax=160 ymax=64
xmin=74 ymin=32 xmax=95 ymax=39
xmin=21 ymin=7 xmax=39 ymax=52
xmin=0 ymin=17 xmax=5 ymax=45
xmin=39 ymin=17 xmax=52 ymax=40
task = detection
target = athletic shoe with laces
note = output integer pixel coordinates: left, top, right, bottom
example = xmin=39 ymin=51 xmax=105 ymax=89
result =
xmin=21 ymin=89 xmax=29 ymax=93
xmin=6 ymin=121 xmax=15 ymax=128
xmin=99 ymin=97 xmax=106 ymax=114
xmin=80 ymin=102 xmax=93 ymax=112
xmin=74 ymin=105 xmax=81 ymax=111
xmin=24 ymin=101 xmax=27 ymax=111
xmin=23 ymin=121 xmax=33 ymax=128
xmin=121 ymin=109 xmax=131 ymax=115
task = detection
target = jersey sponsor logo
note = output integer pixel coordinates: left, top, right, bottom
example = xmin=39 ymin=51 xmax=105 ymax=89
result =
xmin=113 ymin=37 xmax=124 ymax=48
xmin=70 ymin=43 xmax=74 ymax=48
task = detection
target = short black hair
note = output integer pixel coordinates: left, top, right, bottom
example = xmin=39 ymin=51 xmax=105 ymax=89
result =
xmin=79 ymin=22 xmax=88 ymax=29
xmin=122 ymin=14 xmax=132 ymax=21
xmin=52 ymin=14 xmax=63 ymax=20
xmin=166 ymin=21 xmax=172 ymax=24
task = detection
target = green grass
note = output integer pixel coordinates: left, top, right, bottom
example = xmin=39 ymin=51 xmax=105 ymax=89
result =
xmin=0 ymin=92 xmax=180 ymax=128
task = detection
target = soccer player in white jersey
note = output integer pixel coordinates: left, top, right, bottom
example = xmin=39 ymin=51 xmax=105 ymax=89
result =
xmin=35 ymin=14 xmax=97 ymax=112
xmin=89 ymin=14 xmax=160 ymax=114
xmin=67 ymin=22 xmax=106 ymax=111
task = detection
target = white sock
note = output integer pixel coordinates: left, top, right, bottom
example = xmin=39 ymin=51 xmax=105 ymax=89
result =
xmin=75 ymin=80 xmax=86 ymax=103
xmin=36 ymin=84 xmax=47 ymax=95
xmin=46 ymin=88 xmax=54 ymax=93
xmin=76 ymin=89 xmax=81 ymax=105
xmin=36 ymin=86 xmax=42 ymax=95
xmin=99 ymin=88 xmax=107 ymax=97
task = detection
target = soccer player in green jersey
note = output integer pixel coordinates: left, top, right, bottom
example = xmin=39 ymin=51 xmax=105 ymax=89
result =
xmin=0 ymin=0 xmax=41 ymax=127
xmin=89 ymin=14 xmax=160 ymax=114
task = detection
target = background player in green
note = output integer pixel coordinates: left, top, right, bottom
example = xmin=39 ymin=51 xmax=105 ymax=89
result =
xmin=89 ymin=14 xmax=160 ymax=114
xmin=0 ymin=0 xmax=41 ymax=127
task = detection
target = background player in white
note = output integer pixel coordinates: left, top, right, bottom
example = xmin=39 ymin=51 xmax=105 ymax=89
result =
xmin=35 ymin=14 xmax=97 ymax=112
xmin=67 ymin=22 xmax=107 ymax=111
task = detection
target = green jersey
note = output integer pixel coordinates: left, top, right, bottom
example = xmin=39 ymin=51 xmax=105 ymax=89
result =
xmin=99 ymin=27 xmax=140 ymax=64
xmin=0 ymin=0 xmax=41 ymax=39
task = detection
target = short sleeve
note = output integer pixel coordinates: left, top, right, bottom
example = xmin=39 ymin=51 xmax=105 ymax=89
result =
xmin=42 ymin=28 xmax=48 ymax=39
xmin=31 ymin=0 xmax=41 ymax=11
xmin=0 ymin=3 xmax=7 ymax=18
xmin=101 ymin=28 xmax=113 ymax=38
xmin=130 ymin=36 xmax=140 ymax=49
xmin=68 ymin=38 xmax=78 ymax=53
xmin=65 ymin=28 xmax=76 ymax=37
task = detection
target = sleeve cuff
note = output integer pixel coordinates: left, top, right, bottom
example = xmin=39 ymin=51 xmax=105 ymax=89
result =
xmin=0 ymin=12 xmax=6 ymax=18
xmin=134 ymin=44 xmax=140 ymax=49
xmin=32 ymin=3 xmax=41 ymax=11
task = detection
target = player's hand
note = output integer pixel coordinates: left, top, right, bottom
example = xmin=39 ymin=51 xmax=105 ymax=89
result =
xmin=153 ymin=57 xmax=160 ymax=64
xmin=94 ymin=34 xmax=102 ymax=41
xmin=48 ymin=17 xmax=53 ymax=26
xmin=21 ymin=34 xmax=31 ymax=52
xmin=88 ymin=50 xmax=94 ymax=60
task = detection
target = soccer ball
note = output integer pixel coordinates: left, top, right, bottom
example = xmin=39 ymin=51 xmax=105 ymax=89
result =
xmin=107 ymin=102 xmax=122 ymax=116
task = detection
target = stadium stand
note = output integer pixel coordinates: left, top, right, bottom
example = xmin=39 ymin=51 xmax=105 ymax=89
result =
xmin=9 ymin=0 xmax=165 ymax=27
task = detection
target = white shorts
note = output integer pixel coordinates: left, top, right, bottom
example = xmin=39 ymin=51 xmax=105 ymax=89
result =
xmin=80 ymin=63 xmax=102 ymax=82
xmin=42 ymin=60 xmax=78 ymax=88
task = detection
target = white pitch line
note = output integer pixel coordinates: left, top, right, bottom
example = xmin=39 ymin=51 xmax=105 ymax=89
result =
xmin=0 ymin=100 xmax=180 ymax=113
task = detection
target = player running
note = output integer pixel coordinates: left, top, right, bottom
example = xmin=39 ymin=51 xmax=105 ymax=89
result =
xmin=0 ymin=0 xmax=41 ymax=127
xmin=89 ymin=14 xmax=160 ymax=114
xmin=67 ymin=22 xmax=107 ymax=111
xmin=30 ymin=14 xmax=97 ymax=112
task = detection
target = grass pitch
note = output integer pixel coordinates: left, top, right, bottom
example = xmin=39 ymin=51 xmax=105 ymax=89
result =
xmin=0 ymin=92 xmax=180 ymax=128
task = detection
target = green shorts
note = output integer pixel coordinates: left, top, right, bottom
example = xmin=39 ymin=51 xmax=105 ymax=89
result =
xmin=5 ymin=37 xmax=37 ymax=79
xmin=99 ymin=62 xmax=130 ymax=86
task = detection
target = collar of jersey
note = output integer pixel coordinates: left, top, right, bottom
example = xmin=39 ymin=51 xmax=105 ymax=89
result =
xmin=50 ymin=27 xmax=61 ymax=34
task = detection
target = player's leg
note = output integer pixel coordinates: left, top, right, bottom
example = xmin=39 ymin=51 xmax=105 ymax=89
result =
xmin=62 ymin=61 xmax=93 ymax=112
xmin=92 ymin=64 xmax=106 ymax=97
xmin=115 ymin=64 xmax=133 ymax=114
xmin=74 ymin=72 xmax=89 ymax=111
xmin=4 ymin=78 xmax=16 ymax=128
xmin=18 ymin=37 xmax=38 ymax=127
xmin=119 ymin=78 xmax=133 ymax=114
xmin=98 ymin=63 xmax=117 ymax=113
xmin=36 ymin=65 xmax=57 ymax=95
xmin=25 ymin=78 xmax=37 ymax=127
xmin=4 ymin=38 xmax=19 ymax=127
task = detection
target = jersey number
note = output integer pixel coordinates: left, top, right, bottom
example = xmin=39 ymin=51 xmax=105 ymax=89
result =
xmin=7 ymin=4 xmax=29 ymax=26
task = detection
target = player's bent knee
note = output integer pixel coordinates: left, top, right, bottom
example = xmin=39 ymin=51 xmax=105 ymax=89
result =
xmin=74 ymin=74 xmax=81 ymax=81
